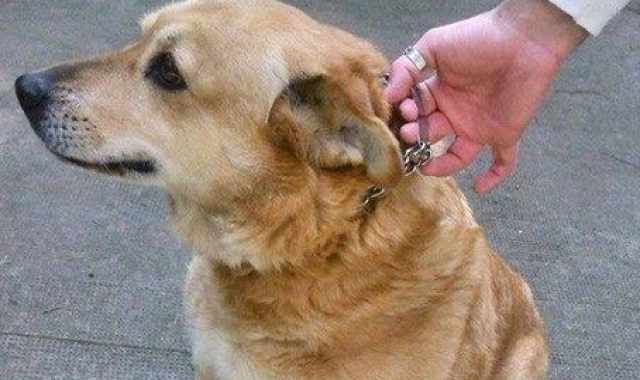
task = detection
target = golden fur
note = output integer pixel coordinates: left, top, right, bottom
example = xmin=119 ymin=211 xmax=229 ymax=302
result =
xmin=19 ymin=0 xmax=548 ymax=379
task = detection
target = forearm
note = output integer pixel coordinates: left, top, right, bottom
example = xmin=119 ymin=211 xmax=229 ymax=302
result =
xmin=495 ymin=0 xmax=589 ymax=62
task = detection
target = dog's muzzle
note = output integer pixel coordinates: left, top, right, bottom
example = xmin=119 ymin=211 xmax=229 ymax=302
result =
xmin=14 ymin=68 xmax=156 ymax=177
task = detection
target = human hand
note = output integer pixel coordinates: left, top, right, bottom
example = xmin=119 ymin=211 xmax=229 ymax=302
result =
xmin=385 ymin=0 xmax=588 ymax=193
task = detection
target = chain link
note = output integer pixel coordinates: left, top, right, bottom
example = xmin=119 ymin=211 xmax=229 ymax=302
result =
xmin=403 ymin=140 xmax=432 ymax=176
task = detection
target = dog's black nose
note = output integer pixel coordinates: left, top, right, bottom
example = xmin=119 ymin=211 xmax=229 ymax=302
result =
xmin=15 ymin=72 xmax=54 ymax=113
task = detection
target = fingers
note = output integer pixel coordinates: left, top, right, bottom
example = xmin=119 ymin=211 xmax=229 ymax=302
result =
xmin=399 ymin=98 xmax=419 ymax=121
xmin=474 ymin=145 xmax=519 ymax=194
xmin=384 ymin=52 xmax=436 ymax=105
xmin=400 ymin=111 xmax=453 ymax=145
xmin=399 ymin=82 xmax=437 ymax=121
xmin=384 ymin=58 xmax=422 ymax=104
xmin=401 ymin=114 xmax=519 ymax=193
xmin=414 ymin=81 xmax=437 ymax=116
xmin=421 ymin=136 xmax=483 ymax=177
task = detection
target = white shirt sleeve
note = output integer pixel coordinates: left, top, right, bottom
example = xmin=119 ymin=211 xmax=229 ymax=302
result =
xmin=547 ymin=0 xmax=631 ymax=35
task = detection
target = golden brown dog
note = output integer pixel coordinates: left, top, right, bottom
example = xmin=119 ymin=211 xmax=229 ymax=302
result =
xmin=16 ymin=0 xmax=548 ymax=379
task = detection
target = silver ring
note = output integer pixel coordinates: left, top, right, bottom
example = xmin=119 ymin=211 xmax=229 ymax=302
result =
xmin=404 ymin=46 xmax=428 ymax=71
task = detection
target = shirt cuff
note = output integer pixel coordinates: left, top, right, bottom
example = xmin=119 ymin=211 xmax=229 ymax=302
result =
xmin=547 ymin=0 xmax=631 ymax=35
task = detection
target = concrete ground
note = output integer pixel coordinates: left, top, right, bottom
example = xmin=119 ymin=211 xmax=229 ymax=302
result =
xmin=1 ymin=0 xmax=638 ymax=379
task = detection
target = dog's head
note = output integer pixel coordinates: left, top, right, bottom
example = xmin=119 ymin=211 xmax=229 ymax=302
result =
xmin=16 ymin=0 xmax=402 ymax=209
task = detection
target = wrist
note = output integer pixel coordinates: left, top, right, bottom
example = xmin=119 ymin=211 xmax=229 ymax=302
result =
xmin=494 ymin=0 xmax=588 ymax=63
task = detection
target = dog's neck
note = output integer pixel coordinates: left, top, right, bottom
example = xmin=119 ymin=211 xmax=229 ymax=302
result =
xmin=169 ymin=167 xmax=475 ymax=273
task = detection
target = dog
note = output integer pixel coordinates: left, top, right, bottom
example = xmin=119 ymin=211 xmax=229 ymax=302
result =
xmin=15 ymin=0 xmax=548 ymax=379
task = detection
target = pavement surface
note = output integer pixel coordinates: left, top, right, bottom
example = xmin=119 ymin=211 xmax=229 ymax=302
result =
xmin=1 ymin=1 xmax=639 ymax=379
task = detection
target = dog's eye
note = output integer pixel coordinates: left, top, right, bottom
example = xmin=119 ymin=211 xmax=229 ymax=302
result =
xmin=145 ymin=52 xmax=187 ymax=91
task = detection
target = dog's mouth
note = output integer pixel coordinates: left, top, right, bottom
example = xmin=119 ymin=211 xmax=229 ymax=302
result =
xmin=54 ymin=154 xmax=157 ymax=176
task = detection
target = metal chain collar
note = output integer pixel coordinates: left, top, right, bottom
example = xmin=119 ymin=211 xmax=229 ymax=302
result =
xmin=361 ymin=141 xmax=432 ymax=213
xmin=361 ymin=80 xmax=433 ymax=213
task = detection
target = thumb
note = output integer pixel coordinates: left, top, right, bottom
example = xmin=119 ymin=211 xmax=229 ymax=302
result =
xmin=474 ymin=144 xmax=519 ymax=194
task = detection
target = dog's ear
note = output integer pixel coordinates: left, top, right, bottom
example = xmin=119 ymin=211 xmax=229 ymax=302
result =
xmin=268 ymin=67 xmax=403 ymax=186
